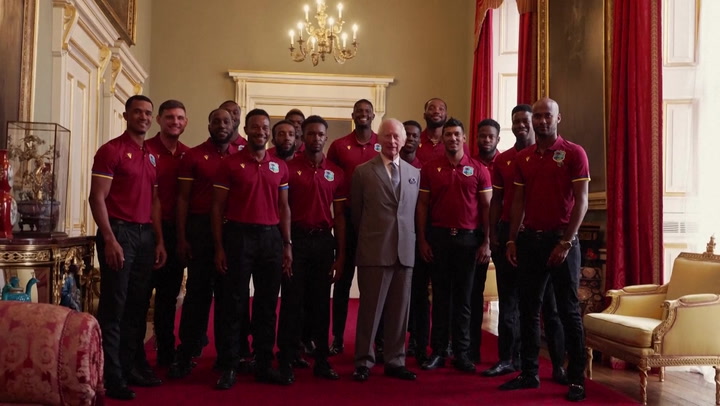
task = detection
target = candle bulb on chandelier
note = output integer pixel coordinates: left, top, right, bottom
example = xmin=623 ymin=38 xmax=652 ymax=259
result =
xmin=328 ymin=17 xmax=334 ymax=35
xmin=341 ymin=32 xmax=347 ymax=49
xmin=297 ymin=22 xmax=304 ymax=39
xmin=352 ymin=24 xmax=358 ymax=40
xmin=338 ymin=3 xmax=343 ymax=19
xmin=304 ymin=5 xmax=309 ymax=21
xmin=316 ymin=0 xmax=322 ymax=12
xmin=289 ymin=30 xmax=295 ymax=46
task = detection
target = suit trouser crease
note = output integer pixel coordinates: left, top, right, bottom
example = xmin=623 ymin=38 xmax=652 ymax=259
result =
xmin=354 ymin=265 xmax=412 ymax=369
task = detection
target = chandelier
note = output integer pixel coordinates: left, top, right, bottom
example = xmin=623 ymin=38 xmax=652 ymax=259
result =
xmin=289 ymin=1 xmax=358 ymax=66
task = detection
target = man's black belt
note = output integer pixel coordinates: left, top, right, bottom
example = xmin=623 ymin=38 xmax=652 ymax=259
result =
xmin=110 ymin=218 xmax=152 ymax=230
xmin=292 ymin=226 xmax=332 ymax=237
xmin=226 ymin=221 xmax=277 ymax=232
xmin=433 ymin=227 xmax=476 ymax=236
xmin=521 ymin=228 xmax=564 ymax=239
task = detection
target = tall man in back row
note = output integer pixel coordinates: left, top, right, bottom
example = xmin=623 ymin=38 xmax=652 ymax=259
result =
xmin=500 ymin=98 xmax=589 ymax=403
xmin=327 ymin=99 xmax=381 ymax=356
xmin=90 ymin=95 xmax=167 ymax=400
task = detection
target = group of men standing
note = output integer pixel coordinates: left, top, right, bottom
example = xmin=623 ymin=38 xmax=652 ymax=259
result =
xmin=90 ymin=93 xmax=589 ymax=403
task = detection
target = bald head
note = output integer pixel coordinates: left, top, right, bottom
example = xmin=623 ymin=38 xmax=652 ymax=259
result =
xmin=531 ymin=97 xmax=561 ymax=138
xmin=378 ymin=118 xmax=407 ymax=160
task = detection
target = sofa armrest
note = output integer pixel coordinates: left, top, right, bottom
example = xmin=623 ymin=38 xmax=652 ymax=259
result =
xmin=653 ymin=294 xmax=720 ymax=355
xmin=603 ymin=284 xmax=668 ymax=319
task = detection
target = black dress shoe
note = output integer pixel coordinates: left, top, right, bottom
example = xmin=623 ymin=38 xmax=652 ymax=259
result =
xmin=452 ymin=357 xmax=476 ymax=373
xmin=127 ymin=367 xmax=163 ymax=387
xmin=553 ymin=367 xmax=569 ymax=385
xmin=421 ymin=354 xmax=445 ymax=370
xmin=215 ymin=369 xmax=237 ymax=390
xmin=314 ymin=360 xmax=340 ymax=380
xmin=566 ymin=384 xmax=586 ymax=402
xmin=279 ymin=363 xmax=295 ymax=384
xmin=105 ymin=384 xmax=135 ymax=400
xmin=292 ymin=357 xmax=311 ymax=369
xmin=255 ymin=366 xmax=293 ymax=385
xmin=481 ymin=360 xmax=517 ymax=377
xmin=329 ymin=339 xmax=344 ymax=356
xmin=168 ymin=358 xmax=194 ymax=379
xmin=499 ymin=374 xmax=541 ymax=391
xmin=353 ymin=366 xmax=370 ymax=382
xmin=384 ymin=366 xmax=417 ymax=380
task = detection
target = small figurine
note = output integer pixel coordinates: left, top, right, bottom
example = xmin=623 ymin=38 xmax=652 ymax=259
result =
xmin=1 ymin=276 xmax=38 ymax=302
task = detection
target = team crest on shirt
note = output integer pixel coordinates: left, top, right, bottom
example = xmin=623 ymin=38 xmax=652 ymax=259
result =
xmin=462 ymin=166 xmax=474 ymax=177
xmin=149 ymin=154 xmax=156 ymax=167
xmin=238 ymin=145 xmax=245 ymax=151
xmin=324 ymin=170 xmax=335 ymax=181
xmin=269 ymin=161 xmax=280 ymax=173
xmin=553 ymin=150 xmax=566 ymax=167
xmin=374 ymin=143 xmax=381 ymax=152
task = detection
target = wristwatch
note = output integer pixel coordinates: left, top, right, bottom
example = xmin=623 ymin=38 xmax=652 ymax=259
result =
xmin=558 ymin=240 xmax=572 ymax=250
xmin=283 ymin=240 xmax=293 ymax=246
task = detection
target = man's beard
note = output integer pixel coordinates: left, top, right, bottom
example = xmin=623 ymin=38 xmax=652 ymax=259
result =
xmin=425 ymin=117 xmax=446 ymax=130
xmin=276 ymin=144 xmax=297 ymax=159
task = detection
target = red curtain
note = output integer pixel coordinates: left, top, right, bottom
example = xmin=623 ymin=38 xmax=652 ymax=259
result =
xmin=606 ymin=0 xmax=663 ymax=288
xmin=516 ymin=0 xmax=536 ymax=104
xmin=468 ymin=7 xmax=494 ymax=158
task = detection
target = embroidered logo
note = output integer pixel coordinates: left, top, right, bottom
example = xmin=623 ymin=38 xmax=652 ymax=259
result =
xmin=409 ymin=177 xmax=417 ymax=184
xmin=526 ymin=156 xmax=530 ymax=162
xmin=126 ymin=153 xmax=132 ymax=159
xmin=436 ymin=167 xmax=442 ymax=172
xmin=324 ymin=170 xmax=335 ymax=181
xmin=346 ymin=145 xmax=352 ymax=150
xmin=240 ymin=163 xmax=246 ymax=169
xmin=373 ymin=143 xmax=381 ymax=152
xmin=506 ymin=160 xmax=511 ymax=166
xmin=553 ymin=150 xmax=566 ymax=167
xmin=269 ymin=162 xmax=280 ymax=173
xmin=204 ymin=155 xmax=209 ymax=160
xmin=238 ymin=145 xmax=245 ymax=151
xmin=149 ymin=154 xmax=157 ymax=167
xmin=297 ymin=170 xmax=302 ymax=176
xmin=462 ymin=166 xmax=474 ymax=177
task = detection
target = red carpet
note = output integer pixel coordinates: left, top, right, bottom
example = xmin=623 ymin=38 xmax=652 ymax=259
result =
xmin=106 ymin=300 xmax=636 ymax=405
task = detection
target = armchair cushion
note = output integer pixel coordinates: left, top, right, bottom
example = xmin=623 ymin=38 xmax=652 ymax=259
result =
xmin=666 ymin=256 xmax=720 ymax=300
xmin=0 ymin=301 xmax=103 ymax=406
xmin=584 ymin=313 xmax=662 ymax=348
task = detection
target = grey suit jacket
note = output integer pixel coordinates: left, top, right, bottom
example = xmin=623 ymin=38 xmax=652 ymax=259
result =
xmin=351 ymin=154 xmax=420 ymax=268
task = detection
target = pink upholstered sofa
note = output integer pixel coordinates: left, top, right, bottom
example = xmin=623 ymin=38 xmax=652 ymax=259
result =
xmin=0 ymin=301 xmax=104 ymax=405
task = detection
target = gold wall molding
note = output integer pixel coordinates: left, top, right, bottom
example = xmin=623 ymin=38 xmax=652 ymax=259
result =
xmin=19 ymin=0 xmax=38 ymax=121
xmin=0 ymin=250 xmax=52 ymax=263
xmin=60 ymin=2 xmax=78 ymax=51
xmin=109 ymin=55 xmax=122 ymax=95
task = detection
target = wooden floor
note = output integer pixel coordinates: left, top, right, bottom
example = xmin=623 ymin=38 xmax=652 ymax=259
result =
xmin=482 ymin=303 xmax=717 ymax=406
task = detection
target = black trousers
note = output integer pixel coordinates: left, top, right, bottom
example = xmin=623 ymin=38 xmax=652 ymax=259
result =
xmin=148 ymin=222 xmax=185 ymax=359
xmin=176 ymin=214 xmax=225 ymax=360
xmin=277 ymin=229 xmax=335 ymax=362
xmin=96 ymin=220 xmax=155 ymax=386
xmin=517 ymin=230 xmax=585 ymax=384
xmin=469 ymin=258 xmax=490 ymax=359
xmin=331 ymin=210 xmax=357 ymax=343
xmin=219 ymin=222 xmax=283 ymax=368
xmin=409 ymin=255 xmax=431 ymax=353
xmin=492 ymin=222 xmax=565 ymax=368
xmin=428 ymin=227 xmax=479 ymax=358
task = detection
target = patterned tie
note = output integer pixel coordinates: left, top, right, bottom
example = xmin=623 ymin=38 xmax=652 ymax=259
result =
xmin=390 ymin=162 xmax=400 ymax=197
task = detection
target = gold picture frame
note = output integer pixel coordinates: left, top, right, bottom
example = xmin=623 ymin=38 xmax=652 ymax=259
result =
xmin=94 ymin=0 xmax=137 ymax=45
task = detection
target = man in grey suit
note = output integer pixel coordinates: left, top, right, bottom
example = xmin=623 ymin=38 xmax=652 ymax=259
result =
xmin=351 ymin=118 xmax=421 ymax=382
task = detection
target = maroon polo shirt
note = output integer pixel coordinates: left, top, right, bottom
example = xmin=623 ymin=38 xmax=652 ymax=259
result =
xmin=492 ymin=147 xmax=521 ymax=222
xmin=287 ymin=154 xmax=345 ymax=230
xmin=231 ymin=135 xmax=247 ymax=151
xmin=475 ymin=151 xmax=498 ymax=174
xmin=419 ymin=153 xmax=492 ymax=230
xmin=327 ymin=131 xmax=380 ymax=199
xmin=178 ymin=139 xmax=238 ymax=214
xmin=417 ymin=129 xmax=471 ymax=166
xmin=403 ymin=155 xmax=422 ymax=169
xmin=145 ymin=134 xmax=190 ymax=222
xmin=513 ymin=135 xmax=590 ymax=231
xmin=91 ymin=132 xmax=157 ymax=224
xmin=213 ymin=149 xmax=289 ymax=225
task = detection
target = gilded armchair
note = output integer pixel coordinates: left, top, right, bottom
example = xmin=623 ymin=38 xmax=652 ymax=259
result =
xmin=583 ymin=239 xmax=720 ymax=405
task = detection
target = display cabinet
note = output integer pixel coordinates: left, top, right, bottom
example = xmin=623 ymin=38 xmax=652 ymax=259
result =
xmin=5 ymin=121 xmax=70 ymax=237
